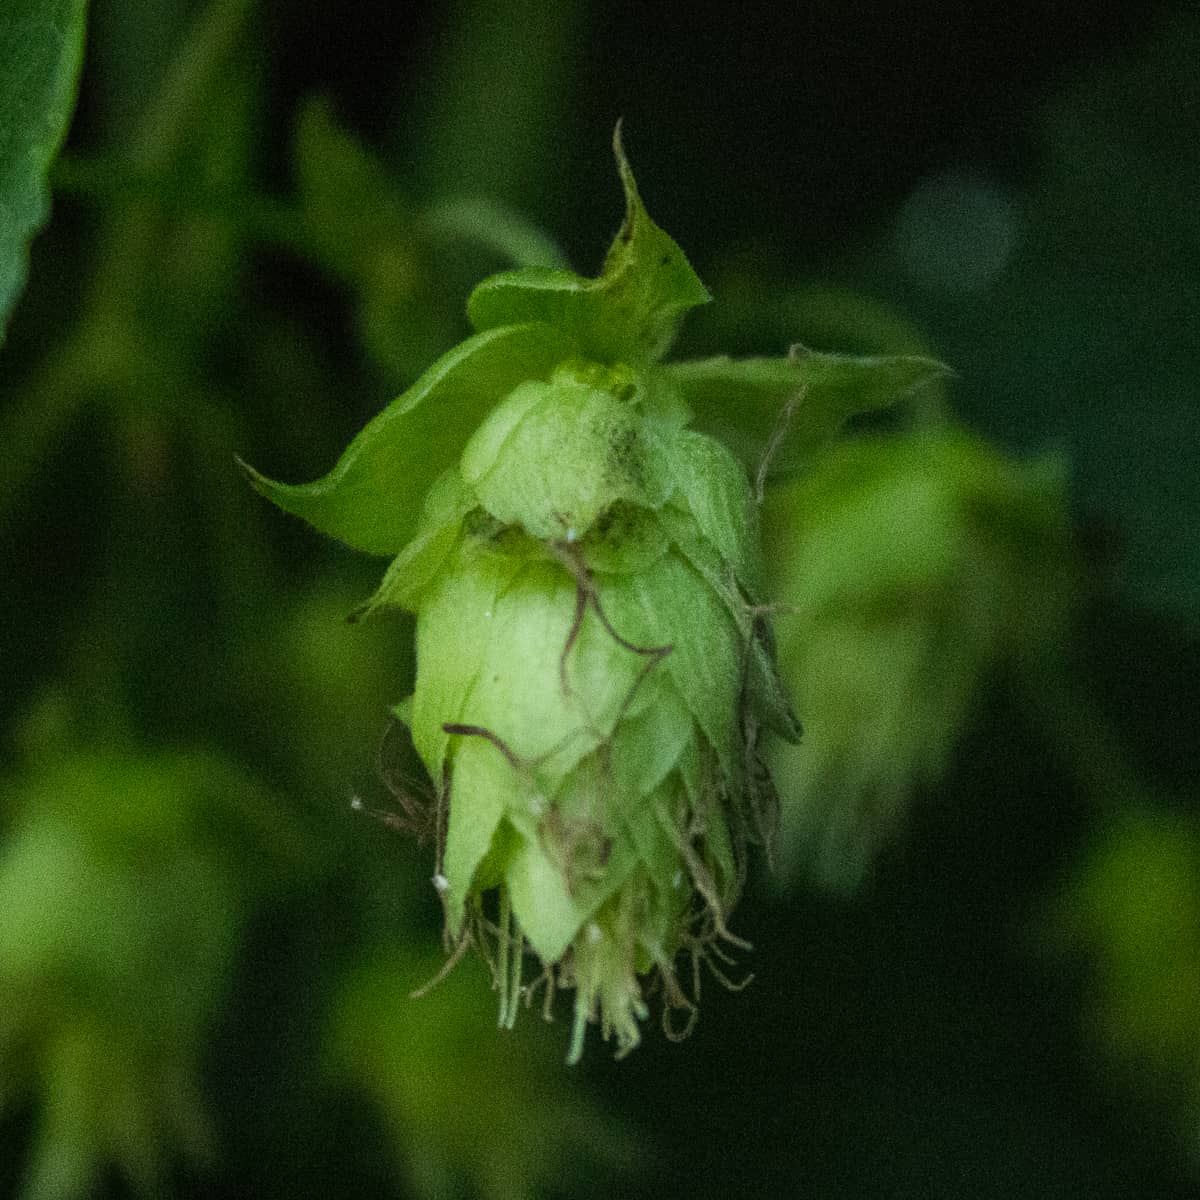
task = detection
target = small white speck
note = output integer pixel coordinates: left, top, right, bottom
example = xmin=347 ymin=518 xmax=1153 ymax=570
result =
xmin=349 ymin=795 xmax=363 ymax=811
xmin=432 ymin=873 xmax=449 ymax=893
xmin=672 ymin=870 xmax=684 ymax=889
xmin=529 ymin=794 xmax=547 ymax=816
xmin=484 ymin=609 xmax=492 ymax=618
xmin=566 ymin=528 xmax=577 ymax=543
xmin=586 ymin=922 xmax=603 ymax=945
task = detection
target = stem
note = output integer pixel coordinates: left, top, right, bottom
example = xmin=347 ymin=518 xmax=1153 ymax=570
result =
xmin=505 ymin=912 xmax=523 ymax=1029
xmin=496 ymin=887 xmax=511 ymax=1026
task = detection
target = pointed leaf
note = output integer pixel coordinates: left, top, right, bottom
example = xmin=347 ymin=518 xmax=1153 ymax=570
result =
xmin=655 ymin=503 xmax=801 ymax=744
xmin=440 ymin=738 xmax=522 ymax=935
xmin=466 ymin=126 xmax=709 ymax=364
xmin=608 ymin=689 xmax=694 ymax=801
xmin=242 ymin=322 xmax=577 ymax=555
xmin=0 ymin=0 xmax=88 ymax=342
xmin=410 ymin=540 xmax=526 ymax=781
xmin=505 ymin=821 xmax=639 ymax=963
xmin=744 ymin=620 xmax=803 ymax=743
xmin=666 ymin=347 xmax=951 ymax=480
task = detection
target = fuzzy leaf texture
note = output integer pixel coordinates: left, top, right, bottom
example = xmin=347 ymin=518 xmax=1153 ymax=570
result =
xmin=0 ymin=0 xmax=88 ymax=343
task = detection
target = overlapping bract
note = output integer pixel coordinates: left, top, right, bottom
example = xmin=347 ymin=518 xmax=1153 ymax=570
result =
xmin=394 ymin=361 xmax=783 ymax=1057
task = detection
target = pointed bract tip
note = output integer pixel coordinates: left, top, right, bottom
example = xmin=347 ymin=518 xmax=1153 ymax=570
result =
xmin=234 ymin=454 xmax=270 ymax=494
xmin=611 ymin=118 xmax=643 ymax=235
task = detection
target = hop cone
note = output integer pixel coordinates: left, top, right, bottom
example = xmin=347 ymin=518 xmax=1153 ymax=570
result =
xmin=246 ymin=130 xmax=945 ymax=1057
xmin=763 ymin=428 xmax=1076 ymax=890
xmin=392 ymin=362 xmax=786 ymax=1059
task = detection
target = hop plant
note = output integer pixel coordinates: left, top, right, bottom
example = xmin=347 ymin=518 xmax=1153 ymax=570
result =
xmin=762 ymin=428 xmax=1076 ymax=890
xmin=245 ymin=130 xmax=944 ymax=1058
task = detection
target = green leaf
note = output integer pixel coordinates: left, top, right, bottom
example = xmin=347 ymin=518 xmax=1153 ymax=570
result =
xmin=0 ymin=0 xmax=88 ymax=342
xmin=440 ymin=738 xmax=522 ymax=936
xmin=466 ymin=125 xmax=710 ymax=365
xmin=423 ymin=195 xmax=568 ymax=270
xmin=503 ymin=798 xmax=641 ymax=963
xmin=665 ymin=347 xmax=951 ymax=480
xmin=242 ymin=322 xmax=577 ymax=555
xmin=410 ymin=539 xmax=526 ymax=785
xmin=744 ymin=620 xmax=804 ymax=744
xmin=654 ymin=502 xmax=801 ymax=745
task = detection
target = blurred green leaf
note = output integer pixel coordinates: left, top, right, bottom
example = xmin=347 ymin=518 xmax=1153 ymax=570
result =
xmin=0 ymin=747 xmax=262 ymax=1198
xmin=294 ymin=95 xmax=414 ymax=285
xmin=1053 ymin=808 xmax=1200 ymax=1133
xmin=292 ymin=93 xmax=456 ymax=379
xmin=423 ymin=195 xmax=567 ymax=271
xmin=763 ymin=427 xmax=1076 ymax=889
xmin=0 ymin=0 xmax=87 ymax=342
xmin=291 ymin=96 xmax=569 ymax=381
xmin=412 ymin=0 xmax=587 ymax=212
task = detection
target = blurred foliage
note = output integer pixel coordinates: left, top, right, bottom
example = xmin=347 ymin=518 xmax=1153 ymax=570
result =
xmin=1052 ymin=810 xmax=1200 ymax=1132
xmin=328 ymin=949 xmax=636 ymax=1200
xmin=0 ymin=741 xmax=272 ymax=1197
xmin=1 ymin=0 xmax=1198 ymax=1198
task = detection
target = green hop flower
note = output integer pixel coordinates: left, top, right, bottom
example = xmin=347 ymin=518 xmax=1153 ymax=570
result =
xmin=763 ymin=427 xmax=1076 ymax=891
xmin=390 ymin=360 xmax=784 ymax=1060
xmin=246 ymin=129 xmax=944 ymax=1057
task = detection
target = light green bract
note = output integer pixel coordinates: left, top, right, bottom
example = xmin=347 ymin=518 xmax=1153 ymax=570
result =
xmin=246 ymin=129 xmax=938 ymax=1060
